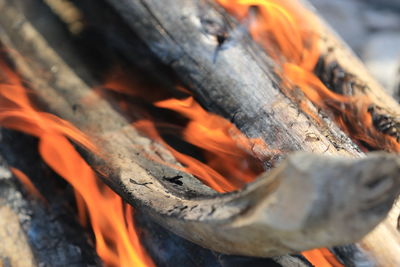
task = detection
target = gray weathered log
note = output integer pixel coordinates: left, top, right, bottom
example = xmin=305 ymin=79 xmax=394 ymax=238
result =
xmin=104 ymin=0 xmax=362 ymax=159
xmin=0 ymin=0 xmax=399 ymax=258
xmin=102 ymin=0 xmax=400 ymax=264
xmin=301 ymin=1 xmax=400 ymax=265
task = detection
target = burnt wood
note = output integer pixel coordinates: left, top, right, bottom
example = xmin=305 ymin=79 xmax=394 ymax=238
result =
xmin=0 ymin=129 xmax=299 ymax=267
xmin=100 ymin=0 xmax=400 ymax=264
xmin=0 ymin=131 xmax=100 ymax=267
xmin=0 ymin=0 xmax=399 ymax=261
xmin=103 ymin=0 xmax=362 ymax=159
xmin=302 ymin=1 xmax=400 ymax=265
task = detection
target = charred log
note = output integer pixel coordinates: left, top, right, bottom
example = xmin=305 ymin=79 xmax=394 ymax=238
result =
xmin=97 ymin=0 xmax=400 ymax=264
xmin=0 ymin=0 xmax=399 ymax=261
xmin=0 ymin=129 xmax=312 ymax=267
xmin=302 ymin=2 xmax=400 ymax=264
xmin=101 ymin=0 xmax=363 ymax=159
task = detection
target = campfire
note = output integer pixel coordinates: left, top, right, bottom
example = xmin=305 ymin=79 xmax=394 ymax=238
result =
xmin=0 ymin=0 xmax=399 ymax=266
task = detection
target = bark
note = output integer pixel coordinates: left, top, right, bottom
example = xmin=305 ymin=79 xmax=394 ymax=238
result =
xmin=0 ymin=0 xmax=399 ymax=260
xmin=102 ymin=0 xmax=400 ymax=264
xmin=104 ymin=0 xmax=362 ymax=159
xmin=302 ymin=1 xmax=400 ymax=265
xmin=0 ymin=129 xmax=301 ymax=267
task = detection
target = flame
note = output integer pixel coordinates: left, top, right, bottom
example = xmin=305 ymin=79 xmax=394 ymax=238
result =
xmin=216 ymin=0 xmax=377 ymax=266
xmin=0 ymin=60 xmax=154 ymax=267
xmin=133 ymin=96 xmax=269 ymax=192
xmin=153 ymin=96 xmax=267 ymax=191
xmin=302 ymin=248 xmax=344 ymax=267
xmin=104 ymin=69 xmax=272 ymax=193
xmin=10 ymin=167 xmax=46 ymax=203
xmin=217 ymin=0 xmax=400 ymax=153
xmin=0 ymin=0 xmax=392 ymax=265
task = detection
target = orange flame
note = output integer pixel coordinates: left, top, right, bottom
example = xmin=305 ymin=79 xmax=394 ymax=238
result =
xmin=104 ymin=69 xmax=273 ymax=193
xmin=217 ymin=0 xmax=400 ymax=153
xmin=216 ymin=0 xmax=372 ymax=266
xmin=10 ymin=167 xmax=46 ymax=203
xmin=0 ymin=60 xmax=154 ymax=267
xmin=302 ymin=248 xmax=344 ymax=267
xmin=105 ymin=67 xmax=343 ymax=265
xmin=153 ymin=96 xmax=267 ymax=191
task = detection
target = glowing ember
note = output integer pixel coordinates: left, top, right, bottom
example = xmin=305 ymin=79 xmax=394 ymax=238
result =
xmin=0 ymin=60 xmax=154 ymax=267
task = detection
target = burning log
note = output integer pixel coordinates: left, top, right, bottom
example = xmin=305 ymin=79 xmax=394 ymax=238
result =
xmin=0 ymin=0 xmax=399 ymax=263
xmin=307 ymin=9 xmax=400 ymax=264
xmin=99 ymin=0 xmax=400 ymax=264
xmin=1 ymin=130 xmax=297 ymax=267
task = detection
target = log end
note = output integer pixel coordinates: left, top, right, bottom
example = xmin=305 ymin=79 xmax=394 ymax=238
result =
xmin=221 ymin=152 xmax=400 ymax=256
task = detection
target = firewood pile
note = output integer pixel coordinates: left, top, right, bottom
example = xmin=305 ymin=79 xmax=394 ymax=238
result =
xmin=0 ymin=0 xmax=399 ymax=266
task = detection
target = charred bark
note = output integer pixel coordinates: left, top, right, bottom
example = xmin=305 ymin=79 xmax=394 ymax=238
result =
xmin=302 ymin=2 xmax=400 ymax=265
xmin=0 ymin=129 xmax=310 ymax=267
xmin=86 ymin=1 xmax=400 ymax=263
xmin=102 ymin=0 xmax=363 ymax=159
xmin=99 ymin=0 xmax=400 ymax=264
xmin=0 ymin=0 xmax=399 ymax=261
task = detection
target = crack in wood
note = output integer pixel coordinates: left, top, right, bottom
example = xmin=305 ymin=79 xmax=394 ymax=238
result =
xmin=129 ymin=179 xmax=153 ymax=188
xmin=162 ymin=175 xmax=184 ymax=186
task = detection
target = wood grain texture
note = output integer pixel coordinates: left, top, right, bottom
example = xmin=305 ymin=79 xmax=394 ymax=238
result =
xmin=303 ymin=1 xmax=400 ymax=264
xmin=0 ymin=0 xmax=398 ymax=259
xmin=105 ymin=0 xmax=362 ymax=160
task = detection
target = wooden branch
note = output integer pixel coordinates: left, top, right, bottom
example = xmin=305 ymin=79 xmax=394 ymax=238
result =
xmin=0 ymin=0 xmax=399 ymax=259
xmin=2 ymin=130 xmax=299 ymax=267
xmin=104 ymin=0 xmax=362 ymax=159
xmin=135 ymin=206 xmax=309 ymax=267
xmin=102 ymin=0 xmax=400 ymax=264
xmin=300 ymin=1 xmax=400 ymax=265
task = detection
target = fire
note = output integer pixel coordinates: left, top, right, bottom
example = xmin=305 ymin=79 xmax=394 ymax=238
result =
xmin=146 ymin=96 xmax=267 ymax=192
xmin=104 ymin=69 xmax=270 ymax=193
xmin=216 ymin=0 xmax=390 ymax=266
xmin=302 ymin=248 xmax=345 ymax=267
xmin=10 ymin=167 xmax=46 ymax=203
xmin=217 ymin=0 xmax=400 ymax=153
xmin=0 ymin=60 xmax=154 ymax=267
xmin=0 ymin=0 xmax=393 ymax=265
xmin=102 ymin=59 xmax=344 ymax=266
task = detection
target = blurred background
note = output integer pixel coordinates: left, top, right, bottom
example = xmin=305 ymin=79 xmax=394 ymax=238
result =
xmin=310 ymin=0 xmax=400 ymax=101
